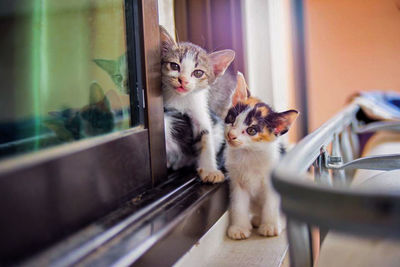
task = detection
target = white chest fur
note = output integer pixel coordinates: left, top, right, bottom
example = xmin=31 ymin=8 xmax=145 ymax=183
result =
xmin=226 ymin=141 xmax=285 ymax=239
xmin=164 ymin=87 xmax=225 ymax=183
xmin=225 ymin=142 xmax=279 ymax=196
xmin=164 ymin=88 xmax=209 ymax=116
xmin=164 ymin=89 xmax=212 ymax=137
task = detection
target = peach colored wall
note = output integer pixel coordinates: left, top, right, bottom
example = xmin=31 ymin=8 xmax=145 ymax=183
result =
xmin=305 ymin=0 xmax=400 ymax=131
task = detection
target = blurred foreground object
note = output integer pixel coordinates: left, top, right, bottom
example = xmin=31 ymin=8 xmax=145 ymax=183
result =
xmin=272 ymin=91 xmax=400 ymax=267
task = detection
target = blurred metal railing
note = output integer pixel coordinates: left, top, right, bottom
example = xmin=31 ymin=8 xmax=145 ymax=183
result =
xmin=272 ymin=103 xmax=400 ymax=267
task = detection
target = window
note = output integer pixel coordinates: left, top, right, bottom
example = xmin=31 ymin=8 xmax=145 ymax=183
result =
xmin=0 ymin=0 xmax=146 ymax=158
xmin=0 ymin=0 xmax=166 ymax=262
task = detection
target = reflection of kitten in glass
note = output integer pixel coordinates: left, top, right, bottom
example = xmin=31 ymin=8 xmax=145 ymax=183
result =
xmin=94 ymin=54 xmax=131 ymax=128
xmin=225 ymin=73 xmax=298 ymax=240
xmin=44 ymin=82 xmax=116 ymax=140
xmin=160 ymin=26 xmax=235 ymax=183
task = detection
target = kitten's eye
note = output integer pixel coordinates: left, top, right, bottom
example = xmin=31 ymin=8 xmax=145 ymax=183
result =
xmin=246 ymin=127 xmax=257 ymax=136
xmin=170 ymin=62 xmax=180 ymax=71
xmin=225 ymin=114 xmax=234 ymax=124
xmin=193 ymin=69 xmax=204 ymax=78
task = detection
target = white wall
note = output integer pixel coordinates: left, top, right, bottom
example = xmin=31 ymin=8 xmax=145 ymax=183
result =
xmin=241 ymin=0 xmax=274 ymax=104
xmin=158 ymin=0 xmax=176 ymax=39
xmin=241 ymin=0 xmax=291 ymax=112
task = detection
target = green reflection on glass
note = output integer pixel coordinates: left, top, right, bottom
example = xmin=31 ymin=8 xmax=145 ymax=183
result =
xmin=32 ymin=0 xmax=44 ymax=150
xmin=0 ymin=0 xmax=133 ymax=159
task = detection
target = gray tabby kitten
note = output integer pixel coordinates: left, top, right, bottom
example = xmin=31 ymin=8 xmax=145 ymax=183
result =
xmin=160 ymin=26 xmax=235 ymax=183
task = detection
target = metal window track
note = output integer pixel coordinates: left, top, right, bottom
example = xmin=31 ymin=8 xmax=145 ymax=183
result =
xmin=16 ymin=172 xmax=229 ymax=267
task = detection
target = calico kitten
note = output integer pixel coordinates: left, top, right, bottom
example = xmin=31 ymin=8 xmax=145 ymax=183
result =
xmin=160 ymin=26 xmax=235 ymax=183
xmin=225 ymin=73 xmax=298 ymax=239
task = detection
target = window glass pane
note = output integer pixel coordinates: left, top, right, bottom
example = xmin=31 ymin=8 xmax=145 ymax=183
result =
xmin=0 ymin=0 xmax=140 ymax=159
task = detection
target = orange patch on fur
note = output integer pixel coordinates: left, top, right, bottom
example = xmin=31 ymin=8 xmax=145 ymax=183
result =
xmin=243 ymin=97 xmax=260 ymax=107
xmin=257 ymin=106 xmax=270 ymax=117
xmin=251 ymin=130 xmax=276 ymax=142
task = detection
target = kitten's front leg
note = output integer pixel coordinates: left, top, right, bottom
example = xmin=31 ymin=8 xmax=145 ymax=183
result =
xmin=228 ymin=183 xmax=252 ymax=240
xmin=193 ymin=114 xmax=224 ymax=183
xmin=187 ymin=100 xmax=224 ymax=183
xmin=197 ymin=130 xmax=224 ymax=183
xmin=258 ymin=185 xmax=284 ymax=237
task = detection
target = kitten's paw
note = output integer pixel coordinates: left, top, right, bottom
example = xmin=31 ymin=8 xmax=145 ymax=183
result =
xmin=251 ymin=216 xmax=261 ymax=228
xmin=197 ymin=168 xmax=225 ymax=183
xmin=258 ymin=223 xmax=282 ymax=237
xmin=227 ymin=225 xmax=251 ymax=240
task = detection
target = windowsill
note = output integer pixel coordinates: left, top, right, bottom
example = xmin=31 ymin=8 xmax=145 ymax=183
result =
xmin=20 ymin=169 xmax=229 ymax=266
xmin=175 ymin=212 xmax=289 ymax=267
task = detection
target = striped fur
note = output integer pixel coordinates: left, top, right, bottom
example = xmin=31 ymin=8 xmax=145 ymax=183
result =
xmin=160 ymin=26 xmax=234 ymax=183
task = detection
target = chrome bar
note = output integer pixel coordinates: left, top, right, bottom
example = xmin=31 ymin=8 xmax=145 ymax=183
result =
xmin=314 ymin=153 xmax=332 ymax=186
xmin=286 ymin=219 xmax=312 ymax=267
xmin=327 ymin=154 xmax=400 ymax=171
xmin=340 ymin=128 xmax=356 ymax=179
xmin=355 ymin=121 xmax=400 ymax=133
xmin=331 ymin=133 xmax=346 ymax=185
xmin=272 ymin=101 xmax=400 ymax=263
xmin=276 ymin=104 xmax=359 ymax=174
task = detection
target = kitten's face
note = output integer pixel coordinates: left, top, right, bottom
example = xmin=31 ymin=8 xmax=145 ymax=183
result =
xmin=224 ymin=73 xmax=298 ymax=150
xmin=161 ymin=43 xmax=212 ymax=95
xmin=224 ymin=101 xmax=297 ymax=149
xmin=159 ymin=26 xmax=235 ymax=96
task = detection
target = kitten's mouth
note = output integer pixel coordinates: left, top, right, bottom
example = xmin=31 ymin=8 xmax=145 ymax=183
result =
xmin=227 ymin=140 xmax=241 ymax=147
xmin=175 ymin=86 xmax=189 ymax=93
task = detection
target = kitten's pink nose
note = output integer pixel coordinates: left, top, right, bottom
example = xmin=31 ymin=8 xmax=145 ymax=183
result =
xmin=178 ymin=77 xmax=188 ymax=86
xmin=227 ymin=131 xmax=237 ymax=141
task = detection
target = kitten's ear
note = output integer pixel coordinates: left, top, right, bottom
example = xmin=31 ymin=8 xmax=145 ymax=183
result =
xmin=159 ymin=25 xmax=176 ymax=53
xmin=232 ymin=72 xmax=249 ymax=106
xmin=272 ymin=110 xmax=299 ymax=136
xmin=102 ymin=93 xmax=112 ymax=111
xmin=93 ymin=59 xmax=116 ymax=76
xmin=209 ymin=49 xmax=235 ymax=78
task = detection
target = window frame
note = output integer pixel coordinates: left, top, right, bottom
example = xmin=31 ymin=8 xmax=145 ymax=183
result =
xmin=0 ymin=0 xmax=166 ymax=262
